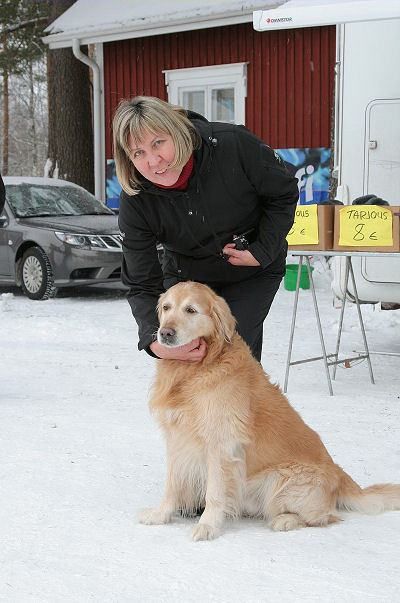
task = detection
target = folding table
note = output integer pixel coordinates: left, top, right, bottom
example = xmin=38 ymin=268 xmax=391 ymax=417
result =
xmin=284 ymin=250 xmax=400 ymax=395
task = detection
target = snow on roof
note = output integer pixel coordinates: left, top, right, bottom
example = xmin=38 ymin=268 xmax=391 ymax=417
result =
xmin=42 ymin=0 xmax=382 ymax=48
xmin=43 ymin=0 xmax=285 ymax=48
xmin=43 ymin=0 xmax=384 ymax=48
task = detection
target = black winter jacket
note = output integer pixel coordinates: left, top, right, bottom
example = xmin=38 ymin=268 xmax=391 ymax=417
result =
xmin=118 ymin=112 xmax=298 ymax=352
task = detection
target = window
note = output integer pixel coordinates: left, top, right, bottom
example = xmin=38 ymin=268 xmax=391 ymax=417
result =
xmin=164 ymin=63 xmax=248 ymax=125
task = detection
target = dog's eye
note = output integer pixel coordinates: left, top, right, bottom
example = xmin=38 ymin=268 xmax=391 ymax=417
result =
xmin=186 ymin=307 xmax=197 ymax=313
xmin=162 ymin=304 xmax=170 ymax=311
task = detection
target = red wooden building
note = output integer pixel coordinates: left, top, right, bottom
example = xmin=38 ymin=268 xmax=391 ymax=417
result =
xmin=44 ymin=1 xmax=336 ymax=205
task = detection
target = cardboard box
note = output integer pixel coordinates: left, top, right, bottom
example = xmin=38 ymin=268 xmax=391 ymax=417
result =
xmin=288 ymin=205 xmax=335 ymax=251
xmin=333 ymin=205 xmax=400 ymax=252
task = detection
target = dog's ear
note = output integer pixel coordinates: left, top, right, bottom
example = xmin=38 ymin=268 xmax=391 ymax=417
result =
xmin=211 ymin=296 xmax=236 ymax=343
xmin=156 ymin=292 xmax=166 ymax=320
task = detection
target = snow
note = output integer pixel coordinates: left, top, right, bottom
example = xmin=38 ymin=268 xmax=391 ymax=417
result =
xmin=43 ymin=0 xmax=378 ymax=41
xmin=44 ymin=0 xmax=278 ymax=38
xmin=1 ymin=263 xmax=400 ymax=602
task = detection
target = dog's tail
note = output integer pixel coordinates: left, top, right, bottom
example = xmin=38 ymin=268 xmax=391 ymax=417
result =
xmin=337 ymin=469 xmax=400 ymax=514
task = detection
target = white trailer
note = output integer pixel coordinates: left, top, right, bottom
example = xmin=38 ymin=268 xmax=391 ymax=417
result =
xmin=254 ymin=0 xmax=400 ymax=304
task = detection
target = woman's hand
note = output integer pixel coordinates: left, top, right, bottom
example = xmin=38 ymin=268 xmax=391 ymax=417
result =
xmin=150 ymin=338 xmax=207 ymax=362
xmin=222 ymin=242 xmax=260 ymax=266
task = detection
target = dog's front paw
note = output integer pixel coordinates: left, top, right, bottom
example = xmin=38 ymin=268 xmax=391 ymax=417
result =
xmin=190 ymin=523 xmax=220 ymax=541
xmin=137 ymin=508 xmax=172 ymax=525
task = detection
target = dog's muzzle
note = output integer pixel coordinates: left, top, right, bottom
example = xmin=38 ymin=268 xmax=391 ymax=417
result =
xmin=159 ymin=326 xmax=177 ymax=346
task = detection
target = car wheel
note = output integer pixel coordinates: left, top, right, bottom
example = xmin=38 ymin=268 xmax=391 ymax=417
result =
xmin=20 ymin=247 xmax=57 ymax=300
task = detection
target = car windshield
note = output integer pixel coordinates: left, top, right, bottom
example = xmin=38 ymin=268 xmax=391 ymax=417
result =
xmin=5 ymin=183 xmax=114 ymax=218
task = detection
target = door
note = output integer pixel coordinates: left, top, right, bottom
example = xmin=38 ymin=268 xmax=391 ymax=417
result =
xmin=362 ymin=99 xmax=400 ymax=285
xmin=365 ymin=99 xmax=400 ymax=204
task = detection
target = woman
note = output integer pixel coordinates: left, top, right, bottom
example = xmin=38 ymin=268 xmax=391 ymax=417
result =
xmin=113 ymin=96 xmax=298 ymax=362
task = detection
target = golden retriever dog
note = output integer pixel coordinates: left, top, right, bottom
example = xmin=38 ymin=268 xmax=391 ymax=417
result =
xmin=138 ymin=281 xmax=400 ymax=541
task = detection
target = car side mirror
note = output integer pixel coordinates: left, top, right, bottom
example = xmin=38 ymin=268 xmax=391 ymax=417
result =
xmin=0 ymin=215 xmax=8 ymax=227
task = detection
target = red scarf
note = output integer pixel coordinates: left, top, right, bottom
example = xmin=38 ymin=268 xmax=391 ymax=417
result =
xmin=156 ymin=154 xmax=194 ymax=191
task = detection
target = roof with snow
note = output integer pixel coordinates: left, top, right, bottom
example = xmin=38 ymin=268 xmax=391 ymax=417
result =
xmin=43 ymin=0 xmax=286 ymax=48
xmin=42 ymin=0 xmax=383 ymax=48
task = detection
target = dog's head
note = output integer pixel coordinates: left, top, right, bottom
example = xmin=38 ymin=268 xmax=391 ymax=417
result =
xmin=157 ymin=282 xmax=236 ymax=348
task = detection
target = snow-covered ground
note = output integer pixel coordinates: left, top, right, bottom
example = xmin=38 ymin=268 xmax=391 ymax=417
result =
xmin=1 ymin=262 xmax=399 ymax=603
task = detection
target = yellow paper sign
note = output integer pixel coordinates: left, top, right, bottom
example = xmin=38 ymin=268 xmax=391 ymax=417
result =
xmin=338 ymin=206 xmax=393 ymax=247
xmin=286 ymin=204 xmax=319 ymax=246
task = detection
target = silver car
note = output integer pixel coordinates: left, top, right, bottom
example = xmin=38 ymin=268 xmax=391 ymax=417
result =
xmin=0 ymin=177 xmax=123 ymax=300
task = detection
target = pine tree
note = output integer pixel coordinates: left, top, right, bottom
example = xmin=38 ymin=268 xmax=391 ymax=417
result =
xmin=47 ymin=0 xmax=94 ymax=194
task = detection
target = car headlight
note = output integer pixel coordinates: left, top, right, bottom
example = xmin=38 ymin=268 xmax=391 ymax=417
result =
xmin=55 ymin=232 xmax=108 ymax=249
xmin=55 ymin=232 xmax=87 ymax=247
xmin=87 ymin=235 xmax=107 ymax=248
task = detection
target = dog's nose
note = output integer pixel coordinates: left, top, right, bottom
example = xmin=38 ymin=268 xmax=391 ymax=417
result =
xmin=159 ymin=327 xmax=176 ymax=344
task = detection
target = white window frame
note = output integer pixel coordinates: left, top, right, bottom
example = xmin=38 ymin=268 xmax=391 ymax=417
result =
xmin=163 ymin=62 xmax=248 ymax=125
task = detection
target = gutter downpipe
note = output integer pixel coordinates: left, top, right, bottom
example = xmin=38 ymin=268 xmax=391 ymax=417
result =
xmin=72 ymin=38 xmax=103 ymax=200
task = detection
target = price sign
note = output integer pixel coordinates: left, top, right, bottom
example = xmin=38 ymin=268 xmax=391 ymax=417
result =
xmin=286 ymin=204 xmax=319 ymax=246
xmin=338 ymin=206 xmax=393 ymax=247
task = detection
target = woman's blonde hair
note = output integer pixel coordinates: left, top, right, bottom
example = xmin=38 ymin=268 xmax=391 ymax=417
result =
xmin=112 ymin=96 xmax=201 ymax=195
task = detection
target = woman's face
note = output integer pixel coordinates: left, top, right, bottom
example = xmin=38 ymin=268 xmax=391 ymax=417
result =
xmin=127 ymin=130 xmax=182 ymax=187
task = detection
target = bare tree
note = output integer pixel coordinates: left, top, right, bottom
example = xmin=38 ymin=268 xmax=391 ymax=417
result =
xmin=0 ymin=0 xmax=49 ymax=175
xmin=3 ymin=58 xmax=48 ymax=176
xmin=1 ymin=0 xmax=95 ymax=192
xmin=1 ymin=30 xmax=9 ymax=174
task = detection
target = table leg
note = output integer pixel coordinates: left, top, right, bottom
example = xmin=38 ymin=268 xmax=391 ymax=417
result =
xmin=283 ymin=256 xmax=303 ymax=393
xmin=332 ymin=257 xmax=350 ymax=380
xmin=348 ymin=258 xmax=375 ymax=384
xmin=306 ymin=256 xmax=334 ymax=396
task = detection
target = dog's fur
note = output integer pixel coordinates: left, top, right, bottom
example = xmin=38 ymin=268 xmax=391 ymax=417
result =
xmin=138 ymin=281 xmax=400 ymax=541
